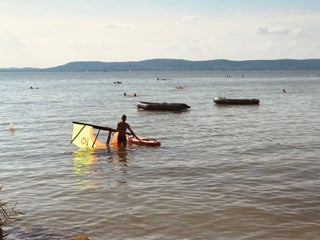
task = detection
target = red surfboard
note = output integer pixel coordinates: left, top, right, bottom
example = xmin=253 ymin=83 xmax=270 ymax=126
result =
xmin=127 ymin=136 xmax=161 ymax=146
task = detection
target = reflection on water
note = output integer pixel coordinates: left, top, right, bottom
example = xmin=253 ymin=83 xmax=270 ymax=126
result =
xmin=108 ymin=146 xmax=129 ymax=188
xmin=72 ymin=149 xmax=97 ymax=190
xmin=72 ymin=146 xmax=129 ymax=190
xmin=113 ymin=146 xmax=128 ymax=163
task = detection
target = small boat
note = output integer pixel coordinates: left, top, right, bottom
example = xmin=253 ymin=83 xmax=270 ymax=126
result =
xmin=128 ymin=136 xmax=161 ymax=146
xmin=214 ymin=97 xmax=260 ymax=105
xmin=137 ymin=101 xmax=190 ymax=111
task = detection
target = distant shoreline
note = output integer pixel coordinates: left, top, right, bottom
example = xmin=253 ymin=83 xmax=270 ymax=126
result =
xmin=1 ymin=58 xmax=320 ymax=72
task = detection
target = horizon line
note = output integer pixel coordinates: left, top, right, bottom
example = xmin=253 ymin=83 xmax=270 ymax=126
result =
xmin=2 ymin=57 xmax=320 ymax=69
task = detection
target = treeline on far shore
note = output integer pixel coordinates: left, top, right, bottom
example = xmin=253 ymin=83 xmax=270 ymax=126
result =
xmin=1 ymin=58 xmax=320 ymax=72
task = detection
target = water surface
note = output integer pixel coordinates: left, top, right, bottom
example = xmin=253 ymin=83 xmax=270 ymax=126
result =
xmin=1 ymin=71 xmax=319 ymax=239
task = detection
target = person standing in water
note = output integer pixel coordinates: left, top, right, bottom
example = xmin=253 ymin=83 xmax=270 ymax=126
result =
xmin=116 ymin=114 xmax=139 ymax=147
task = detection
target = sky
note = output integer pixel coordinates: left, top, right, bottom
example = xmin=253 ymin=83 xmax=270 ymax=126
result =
xmin=1 ymin=0 xmax=320 ymax=68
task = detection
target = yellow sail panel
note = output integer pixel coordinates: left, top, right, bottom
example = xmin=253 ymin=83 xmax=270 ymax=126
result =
xmin=71 ymin=123 xmax=106 ymax=149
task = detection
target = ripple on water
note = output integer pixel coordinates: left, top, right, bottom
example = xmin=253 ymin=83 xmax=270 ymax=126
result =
xmin=1 ymin=71 xmax=320 ymax=239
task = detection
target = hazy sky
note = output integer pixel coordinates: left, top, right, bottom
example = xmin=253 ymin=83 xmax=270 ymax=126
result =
xmin=1 ymin=0 xmax=320 ymax=68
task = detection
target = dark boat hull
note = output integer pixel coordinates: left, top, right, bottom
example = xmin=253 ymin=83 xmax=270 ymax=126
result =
xmin=214 ymin=97 xmax=260 ymax=105
xmin=137 ymin=101 xmax=190 ymax=111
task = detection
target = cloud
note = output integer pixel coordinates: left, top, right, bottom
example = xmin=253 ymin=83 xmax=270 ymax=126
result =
xmin=181 ymin=15 xmax=200 ymax=21
xmin=255 ymin=26 xmax=290 ymax=35
xmin=101 ymin=21 xmax=142 ymax=31
xmin=102 ymin=22 xmax=123 ymax=30
xmin=254 ymin=25 xmax=307 ymax=38
xmin=289 ymin=28 xmax=305 ymax=37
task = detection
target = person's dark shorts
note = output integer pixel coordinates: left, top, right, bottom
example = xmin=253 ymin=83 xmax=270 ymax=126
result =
xmin=118 ymin=136 xmax=127 ymax=145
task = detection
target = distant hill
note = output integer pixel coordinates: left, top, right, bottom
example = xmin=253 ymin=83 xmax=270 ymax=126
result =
xmin=1 ymin=58 xmax=320 ymax=72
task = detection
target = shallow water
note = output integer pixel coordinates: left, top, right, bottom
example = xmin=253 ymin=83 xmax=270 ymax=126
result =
xmin=1 ymin=71 xmax=320 ymax=239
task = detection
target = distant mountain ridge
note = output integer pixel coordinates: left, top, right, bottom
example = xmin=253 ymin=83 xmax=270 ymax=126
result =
xmin=1 ymin=58 xmax=320 ymax=72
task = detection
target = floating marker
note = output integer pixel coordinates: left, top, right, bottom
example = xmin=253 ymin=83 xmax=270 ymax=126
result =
xmin=9 ymin=122 xmax=15 ymax=132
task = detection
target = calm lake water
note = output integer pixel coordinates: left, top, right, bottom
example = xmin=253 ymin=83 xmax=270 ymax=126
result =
xmin=1 ymin=70 xmax=320 ymax=240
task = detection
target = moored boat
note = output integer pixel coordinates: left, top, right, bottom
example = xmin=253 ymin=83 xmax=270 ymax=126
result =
xmin=137 ymin=101 xmax=190 ymax=111
xmin=214 ymin=97 xmax=260 ymax=105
